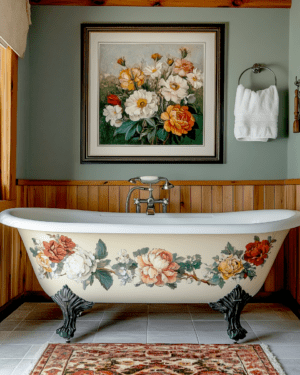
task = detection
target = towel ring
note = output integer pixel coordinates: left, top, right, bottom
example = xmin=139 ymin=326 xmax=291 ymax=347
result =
xmin=238 ymin=63 xmax=277 ymax=86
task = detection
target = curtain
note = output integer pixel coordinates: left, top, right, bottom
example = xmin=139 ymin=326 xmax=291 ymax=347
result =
xmin=0 ymin=0 xmax=31 ymax=58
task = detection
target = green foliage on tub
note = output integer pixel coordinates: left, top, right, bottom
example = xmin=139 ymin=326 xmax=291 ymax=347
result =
xmin=29 ymin=234 xmax=277 ymax=291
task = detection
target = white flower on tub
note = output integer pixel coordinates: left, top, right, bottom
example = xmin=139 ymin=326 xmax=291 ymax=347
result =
xmin=63 ymin=248 xmax=97 ymax=283
xmin=119 ymin=267 xmax=134 ymax=285
xmin=116 ymin=249 xmax=130 ymax=264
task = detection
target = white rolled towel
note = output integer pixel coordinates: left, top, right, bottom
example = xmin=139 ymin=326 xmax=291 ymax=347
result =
xmin=234 ymin=84 xmax=279 ymax=142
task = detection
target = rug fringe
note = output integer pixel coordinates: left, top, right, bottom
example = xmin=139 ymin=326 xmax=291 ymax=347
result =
xmin=17 ymin=342 xmax=50 ymax=375
xmin=260 ymin=343 xmax=287 ymax=375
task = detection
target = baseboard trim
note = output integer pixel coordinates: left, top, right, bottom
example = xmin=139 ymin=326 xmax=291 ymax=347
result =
xmin=0 ymin=294 xmax=26 ymax=322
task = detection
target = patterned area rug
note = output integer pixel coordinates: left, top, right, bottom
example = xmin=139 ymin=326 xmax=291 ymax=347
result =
xmin=28 ymin=343 xmax=286 ymax=375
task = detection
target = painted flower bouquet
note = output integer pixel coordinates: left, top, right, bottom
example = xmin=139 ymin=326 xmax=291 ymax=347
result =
xmin=100 ymin=48 xmax=204 ymax=146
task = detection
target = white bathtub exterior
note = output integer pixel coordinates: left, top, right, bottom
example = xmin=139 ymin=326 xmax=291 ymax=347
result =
xmin=1 ymin=207 xmax=298 ymax=304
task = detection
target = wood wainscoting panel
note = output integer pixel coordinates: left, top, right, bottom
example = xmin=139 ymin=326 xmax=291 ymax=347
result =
xmin=13 ymin=179 xmax=295 ymax=300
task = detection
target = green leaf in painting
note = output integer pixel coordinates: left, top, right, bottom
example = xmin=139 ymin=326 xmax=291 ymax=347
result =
xmin=125 ymin=125 xmax=137 ymax=141
xmin=254 ymin=236 xmax=260 ymax=242
xmin=147 ymin=129 xmax=156 ymax=144
xmin=157 ymin=128 xmax=168 ymax=141
xmin=95 ymin=239 xmax=108 ymax=260
xmin=145 ymin=118 xmax=156 ymax=127
xmin=114 ymin=120 xmax=137 ymax=136
xmin=95 ymin=269 xmax=113 ymax=291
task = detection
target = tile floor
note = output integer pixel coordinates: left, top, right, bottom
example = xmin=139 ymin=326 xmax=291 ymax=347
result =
xmin=0 ymin=302 xmax=300 ymax=374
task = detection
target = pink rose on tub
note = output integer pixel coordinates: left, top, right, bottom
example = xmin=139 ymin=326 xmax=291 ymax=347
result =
xmin=136 ymin=249 xmax=180 ymax=286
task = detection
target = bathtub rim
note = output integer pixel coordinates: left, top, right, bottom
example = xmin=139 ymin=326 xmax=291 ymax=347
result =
xmin=0 ymin=207 xmax=300 ymax=234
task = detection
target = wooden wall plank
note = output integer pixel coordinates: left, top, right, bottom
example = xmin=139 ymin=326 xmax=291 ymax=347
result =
xmin=28 ymin=186 xmax=46 ymax=207
xmin=222 ymin=186 xmax=233 ymax=212
xmin=108 ymin=186 xmax=120 ymax=212
xmin=234 ymin=186 xmax=243 ymax=211
xmin=212 ymin=186 xmax=222 ymax=213
xmin=275 ymin=185 xmax=285 ymax=209
xmin=56 ymin=186 xmax=67 ymax=208
xmin=191 ymin=186 xmax=202 ymax=213
xmin=77 ymin=186 xmax=88 ymax=210
xmin=29 ymin=0 xmax=291 ymax=8
xmin=264 ymin=186 xmax=275 ymax=209
xmin=67 ymin=186 xmax=78 ymax=209
xmin=169 ymin=186 xmax=180 ymax=213
xmin=202 ymin=186 xmax=212 ymax=213
xmin=243 ymin=186 xmax=254 ymax=211
xmin=45 ymin=186 xmax=57 ymax=208
xmin=254 ymin=185 xmax=264 ymax=210
xmin=88 ymin=186 xmax=99 ymax=211
xmin=286 ymin=185 xmax=296 ymax=210
xmin=119 ymin=186 xmax=129 ymax=213
xmin=98 ymin=186 xmax=109 ymax=212
xmin=180 ymin=186 xmax=191 ymax=213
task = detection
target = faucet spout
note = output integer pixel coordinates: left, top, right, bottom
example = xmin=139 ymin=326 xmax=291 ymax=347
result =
xmin=125 ymin=186 xmax=148 ymax=213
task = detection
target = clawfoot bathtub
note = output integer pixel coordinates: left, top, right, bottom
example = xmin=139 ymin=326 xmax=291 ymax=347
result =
xmin=1 ymin=207 xmax=300 ymax=342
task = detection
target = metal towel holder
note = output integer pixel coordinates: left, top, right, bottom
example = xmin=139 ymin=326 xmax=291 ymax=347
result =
xmin=238 ymin=63 xmax=277 ymax=86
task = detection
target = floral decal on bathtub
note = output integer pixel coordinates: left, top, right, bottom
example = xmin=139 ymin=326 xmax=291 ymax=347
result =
xmin=29 ymin=235 xmax=276 ymax=291
xmin=30 ymin=235 xmax=114 ymax=290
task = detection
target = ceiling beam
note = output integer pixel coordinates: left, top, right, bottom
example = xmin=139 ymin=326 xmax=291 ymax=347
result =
xmin=29 ymin=0 xmax=291 ymax=8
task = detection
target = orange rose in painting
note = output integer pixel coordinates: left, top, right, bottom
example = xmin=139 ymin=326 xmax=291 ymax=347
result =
xmin=136 ymin=249 xmax=180 ymax=286
xmin=244 ymin=240 xmax=271 ymax=266
xmin=173 ymin=58 xmax=194 ymax=77
xmin=43 ymin=240 xmax=67 ymax=263
xmin=119 ymin=68 xmax=144 ymax=90
xmin=107 ymin=94 xmax=121 ymax=106
xmin=161 ymin=105 xmax=195 ymax=136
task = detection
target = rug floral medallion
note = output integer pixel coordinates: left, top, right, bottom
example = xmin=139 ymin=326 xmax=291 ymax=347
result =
xmin=30 ymin=343 xmax=283 ymax=375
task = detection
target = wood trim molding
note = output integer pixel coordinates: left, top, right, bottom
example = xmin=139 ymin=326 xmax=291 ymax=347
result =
xmin=0 ymin=48 xmax=18 ymax=201
xmin=17 ymin=179 xmax=286 ymax=186
xmin=0 ymin=200 xmax=16 ymax=212
xmin=29 ymin=0 xmax=291 ymax=7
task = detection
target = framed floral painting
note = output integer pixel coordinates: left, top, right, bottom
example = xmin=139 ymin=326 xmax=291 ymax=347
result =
xmin=81 ymin=24 xmax=224 ymax=163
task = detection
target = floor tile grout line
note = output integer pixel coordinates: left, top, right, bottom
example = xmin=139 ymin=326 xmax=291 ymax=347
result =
xmin=189 ymin=305 xmax=200 ymax=344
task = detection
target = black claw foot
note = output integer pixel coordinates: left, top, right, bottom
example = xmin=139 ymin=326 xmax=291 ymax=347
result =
xmin=51 ymin=285 xmax=94 ymax=342
xmin=209 ymin=285 xmax=252 ymax=342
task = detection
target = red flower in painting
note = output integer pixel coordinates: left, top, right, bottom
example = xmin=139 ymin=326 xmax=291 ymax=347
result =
xmin=43 ymin=240 xmax=67 ymax=263
xmin=244 ymin=240 xmax=271 ymax=266
xmin=59 ymin=235 xmax=76 ymax=254
xmin=107 ymin=94 xmax=121 ymax=106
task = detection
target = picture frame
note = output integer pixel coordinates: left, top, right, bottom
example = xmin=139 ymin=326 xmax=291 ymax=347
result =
xmin=81 ymin=24 xmax=224 ymax=163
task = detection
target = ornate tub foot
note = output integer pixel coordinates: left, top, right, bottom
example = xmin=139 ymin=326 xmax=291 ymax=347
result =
xmin=51 ymin=285 xmax=94 ymax=343
xmin=209 ymin=285 xmax=252 ymax=342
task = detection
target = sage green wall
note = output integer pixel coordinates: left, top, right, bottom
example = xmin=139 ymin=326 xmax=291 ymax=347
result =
xmin=17 ymin=6 xmax=289 ymax=180
xmin=288 ymin=0 xmax=300 ymax=178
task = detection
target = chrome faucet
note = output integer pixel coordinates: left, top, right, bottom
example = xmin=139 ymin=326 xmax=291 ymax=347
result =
xmin=126 ymin=176 xmax=174 ymax=215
